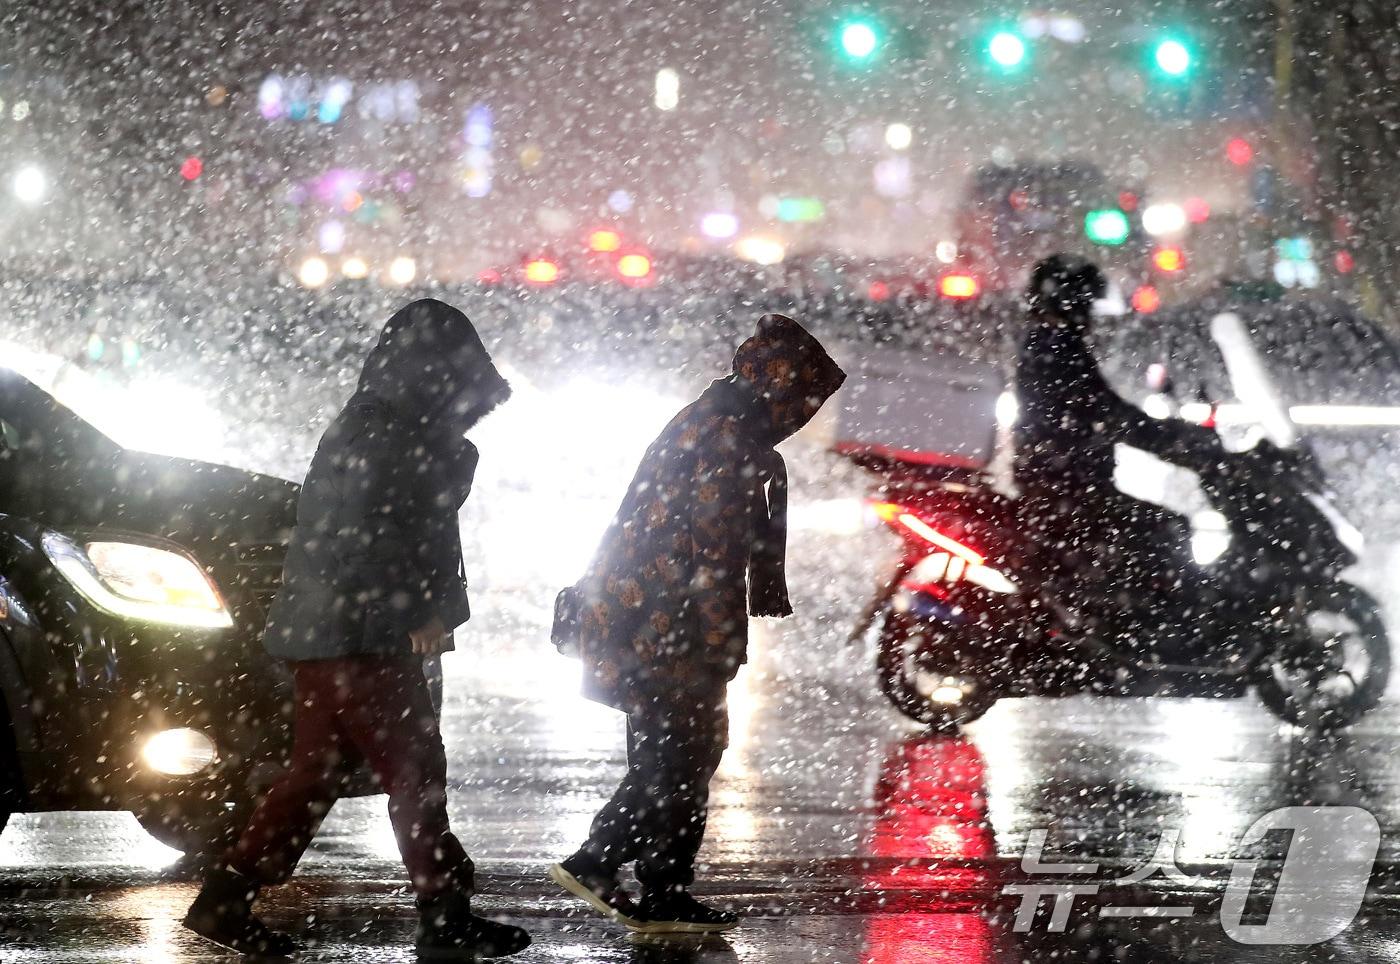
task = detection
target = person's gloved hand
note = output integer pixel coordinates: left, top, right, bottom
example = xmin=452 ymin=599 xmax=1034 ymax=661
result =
xmin=410 ymin=614 xmax=450 ymax=655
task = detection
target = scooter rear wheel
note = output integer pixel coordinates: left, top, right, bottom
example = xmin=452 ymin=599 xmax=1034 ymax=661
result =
xmin=1257 ymin=582 xmax=1390 ymax=730
xmin=877 ymin=613 xmax=997 ymax=730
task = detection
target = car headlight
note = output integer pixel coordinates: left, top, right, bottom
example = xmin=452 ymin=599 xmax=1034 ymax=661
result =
xmin=41 ymin=532 xmax=233 ymax=629
xmin=141 ymin=727 xmax=218 ymax=776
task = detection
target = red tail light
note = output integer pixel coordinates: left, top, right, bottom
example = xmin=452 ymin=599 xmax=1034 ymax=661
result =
xmin=938 ymin=274 xmax=980 ymax=300
xmin=617 ymin=253 xmax=652 ymax=279
xmin=523 ymin=259 xmax=560 ymax=284
xmin=1131 ymin=285 xmax=1161 ymax=313
xmin=870 ymin=502 xmax=985 ymax=565
xmin=588 ymin=229 xmax=622 ymax=253
xmin=1152 ymin=246 xmax=1185 ymax=273
xmin=872 ymin=501 xmax=1018 ymax=594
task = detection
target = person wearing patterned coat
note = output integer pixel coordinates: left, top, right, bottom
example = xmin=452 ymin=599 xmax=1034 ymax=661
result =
xmin=549 ymin=313 xmax=846 ymax=934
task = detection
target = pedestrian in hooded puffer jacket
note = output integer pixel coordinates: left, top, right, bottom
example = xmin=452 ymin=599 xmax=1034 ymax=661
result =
xmin=182 ymin=299 xmax=530 ymax=960
xmin=549 ymin=313 xmax=846 ymax=934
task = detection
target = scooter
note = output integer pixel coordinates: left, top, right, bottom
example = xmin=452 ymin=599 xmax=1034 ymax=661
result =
xmin=850 ymin=373 xmax=1390 ymax=732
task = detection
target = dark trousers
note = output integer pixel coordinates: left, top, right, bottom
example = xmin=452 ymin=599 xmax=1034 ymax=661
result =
xmin=227 ymin=655 xmax=471 ymax=899
xmin=578 ymin=697 xmax=728 ymax=893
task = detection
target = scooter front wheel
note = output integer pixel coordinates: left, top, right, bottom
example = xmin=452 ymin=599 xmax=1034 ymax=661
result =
xmin=877 ymin=612 xmax=997 ymax=730
xmin=1257 ymin=582 xmax=1390 ymax=730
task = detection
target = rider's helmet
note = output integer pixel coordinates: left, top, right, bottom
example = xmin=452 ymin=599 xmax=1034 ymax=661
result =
xmin=1025 ymin=254 xmax=1108 ymax=319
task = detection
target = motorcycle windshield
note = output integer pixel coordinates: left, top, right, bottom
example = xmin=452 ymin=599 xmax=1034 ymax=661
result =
xmin=1209 ymin=311 xmax=1299 ymax=448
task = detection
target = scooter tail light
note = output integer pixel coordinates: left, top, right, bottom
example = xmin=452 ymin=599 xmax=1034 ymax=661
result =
xmin=906 ymin=553 xmax=1019 ymax=594
xmin=870 ymin=502 xmax=985 ymax=565
xmin=872 ymin=501 xmax=1019 ymax=594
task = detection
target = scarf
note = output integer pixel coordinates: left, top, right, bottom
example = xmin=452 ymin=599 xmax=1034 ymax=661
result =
xmin=703 ymin=377 xmax=793 ymax=618
xmin=748 ymin=448 xmax=792 ymax=617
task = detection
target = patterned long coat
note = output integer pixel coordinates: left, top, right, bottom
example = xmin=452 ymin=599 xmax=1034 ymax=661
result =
xmin=575 ymin=314 xmax=846 ymax=713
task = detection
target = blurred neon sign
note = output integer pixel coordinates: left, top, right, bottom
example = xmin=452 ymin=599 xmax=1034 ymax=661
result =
xmin=258 ymin=75 xmax=420 ymax=124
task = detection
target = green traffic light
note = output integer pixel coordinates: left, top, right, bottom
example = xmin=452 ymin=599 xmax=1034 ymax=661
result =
xmin=987 ymin=31 xmax=1027 ymax=69
xmin=838 ymin=19 xmax=880 ymax=61
xmin=1153 ymin=38 xmax=1192 ymax=77
xmin=1085 ymin=209 xmax=1131 ymax=246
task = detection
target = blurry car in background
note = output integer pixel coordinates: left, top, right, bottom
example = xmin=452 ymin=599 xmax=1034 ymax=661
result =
xmin=481 ymin=229 xmax=662 ymax=289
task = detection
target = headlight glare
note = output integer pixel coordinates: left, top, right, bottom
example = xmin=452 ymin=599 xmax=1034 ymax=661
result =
xmin=42 ymin=533 xmax=233 ymax=629
xmin=141 ymin=728 xmax=218 ymax=776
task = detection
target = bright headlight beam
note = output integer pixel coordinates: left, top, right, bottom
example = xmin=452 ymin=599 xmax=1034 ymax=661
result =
xmin=42 ymin=532 xmax=233 ymax=629
xmin=141 ymin=728 xmax=218 ymax=776
xmin=13 ymin=165 xmax=47 ymax=204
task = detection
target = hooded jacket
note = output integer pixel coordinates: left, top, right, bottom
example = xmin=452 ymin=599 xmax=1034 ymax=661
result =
xmin=573 ymin=314 xmax=846 ymax=713
xmin=263 ymin=299 xmax=510 ymax=661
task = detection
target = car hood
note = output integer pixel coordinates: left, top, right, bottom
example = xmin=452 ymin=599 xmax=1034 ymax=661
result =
xmin=44 ymin=448 xmax=299 ymax=551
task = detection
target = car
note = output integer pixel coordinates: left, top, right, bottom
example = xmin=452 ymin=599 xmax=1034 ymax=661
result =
xmin=481 ymin=239 xmax=660 ymax=289
xmin=0 ymin=366 xmax=301 ymax=858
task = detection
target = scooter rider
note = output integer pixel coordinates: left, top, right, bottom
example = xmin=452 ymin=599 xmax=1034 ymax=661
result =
xmin=1013 ymin=255 xmax=1226 ymax=638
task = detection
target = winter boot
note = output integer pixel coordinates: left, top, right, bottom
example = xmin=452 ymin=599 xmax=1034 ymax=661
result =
xmin=416 ymin=888 xmax=531 ymax=960
xmin=631 ymin=887 xmax=739 ymax=935
xmin=182 ymin=865 xmax=297 ymax=957
xmin=549 ymin=854 xmax=643 ymax=926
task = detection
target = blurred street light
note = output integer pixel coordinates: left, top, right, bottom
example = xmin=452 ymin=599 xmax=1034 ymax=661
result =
xmin=776 ymin=197 xmax=825 ymax=223
xmin=735 ymin=236 xmax=786 ymax=265
xmin=298 ymin=257 xmax=330 ymax=288
xmin=341 ymin=256 xmax=369 ymax=279
xmin=884 ymin=122 xmax=912 ymax=151
xmin=655 ymin=68 xmax=679 ymax=111
xmin=987 ymin=31 xmax=1027 ymax=69
xmin=388 ymin=256 xmax=417 ymax=285
xmin=1153 ymin=38 xmax=1192 ymax=77
xmin=1226 ymin=137 xmax=1255 ymax=166
xmin=837 ymin=19 xmax=880 ymax=62
xmin=1084 ymin=208 xmax=1131 ymax=245
xmin=12 ymin=165 xmax=47 ymax=204
xmin=1141 ymin=202 xmax=1187 ymax=236
xmin=700 ymin=212 xmax=739 ymax=239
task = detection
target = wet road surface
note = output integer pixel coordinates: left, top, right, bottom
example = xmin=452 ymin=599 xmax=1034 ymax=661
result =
xmin=6 ymin=614 xmax=1400 ymax=962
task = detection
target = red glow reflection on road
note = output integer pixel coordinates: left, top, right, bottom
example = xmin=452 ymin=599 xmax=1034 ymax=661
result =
xmin=863 ymin=735 xmax=995 ymax=963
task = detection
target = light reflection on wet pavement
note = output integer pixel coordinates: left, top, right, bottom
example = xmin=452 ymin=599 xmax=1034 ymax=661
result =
xmin=7 ymin=625 xmax=1400 ymax=961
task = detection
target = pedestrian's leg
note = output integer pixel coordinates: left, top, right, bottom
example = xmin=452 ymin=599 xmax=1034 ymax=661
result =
xmin=226 ymin=660 xmax=347 ymax=884
xmin=551 ymin=718 xmax=649 ymax=923
xmin=333 ymin=657 xmax=471 ymax=899
xmin=575 ymin=719 xmax=648 ymax=876
xmin=629 ymin=696 xmax=737 ymax=933
xmin=184 ymin=660 xmax=345 ymax=955
xmin=334 ymin=656 xmax=529 ymax=957
xmin=632 ymin=703 xmax=727 ymax=895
